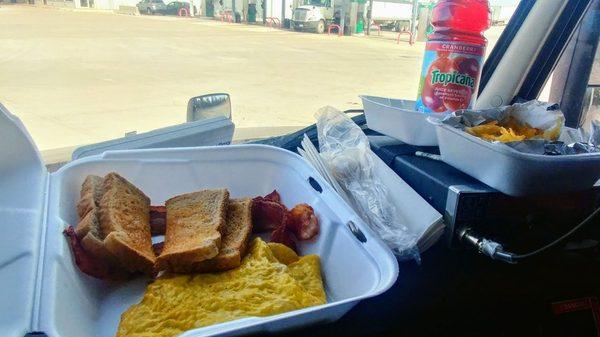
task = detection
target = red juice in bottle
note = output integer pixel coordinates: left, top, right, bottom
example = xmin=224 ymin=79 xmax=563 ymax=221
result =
xmin=415 ymin=0 xmax=491 ymax=113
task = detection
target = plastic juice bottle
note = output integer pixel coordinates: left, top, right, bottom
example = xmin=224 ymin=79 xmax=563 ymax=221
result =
xmin=415 ymin=0 xmax=491 ymax=113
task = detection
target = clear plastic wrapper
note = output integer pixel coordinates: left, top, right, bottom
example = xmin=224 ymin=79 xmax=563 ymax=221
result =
xmin=316 ymin=106 xmax=419 ymax=261
xmin=442 ymin=100 xmax=600 ymax=155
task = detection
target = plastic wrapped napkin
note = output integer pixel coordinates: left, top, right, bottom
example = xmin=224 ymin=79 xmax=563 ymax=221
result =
xmin=316 ymin=106 xmax=419 ymax=261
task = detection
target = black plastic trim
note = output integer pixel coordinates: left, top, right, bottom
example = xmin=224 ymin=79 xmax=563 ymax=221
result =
xmin=549 ymin=0 xmax=599 ymax=127
xmin=248 ymin=113 xmax=366 ymax=150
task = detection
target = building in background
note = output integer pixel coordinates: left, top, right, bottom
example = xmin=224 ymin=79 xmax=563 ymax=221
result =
xmin=490 ymin=0 xmax=518 ymax=26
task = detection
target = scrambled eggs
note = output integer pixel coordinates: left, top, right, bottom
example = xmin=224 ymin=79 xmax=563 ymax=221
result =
xmin=117 ymin=238 xmax=326 ymax=337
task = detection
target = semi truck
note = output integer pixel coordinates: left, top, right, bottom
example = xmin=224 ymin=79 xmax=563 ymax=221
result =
xmin=290 ymin=0 xmax=413 ymax=34
xmin=290 ymin=0 xmax=337 ymax=34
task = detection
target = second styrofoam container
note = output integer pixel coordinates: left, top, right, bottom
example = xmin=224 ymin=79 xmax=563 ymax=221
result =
xmin=361 ymin=95 xmax=446 ymax=146
xmin=431 ymin=119 xmax=600 ymax=196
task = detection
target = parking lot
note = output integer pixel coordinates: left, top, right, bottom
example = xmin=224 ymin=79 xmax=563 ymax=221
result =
xmin=0 ymin=5 xmax=503 ymax=159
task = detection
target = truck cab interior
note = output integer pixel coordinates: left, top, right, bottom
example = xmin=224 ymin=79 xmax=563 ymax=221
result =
xmin=1 ymin=0 xmax=599 ymax=336
xmin=69 ymin=1 xmax=600 ymax=335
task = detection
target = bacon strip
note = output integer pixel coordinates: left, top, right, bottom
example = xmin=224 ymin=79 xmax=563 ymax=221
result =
xmin=263 ymin=190 xmax=281 ymax=203
xmin=252 ymin=197 xmax=287 ymax=233
xmin=149 ymin=205 xmax=166 ymax=236
xmin=63 ymin=226 xmax=129 ymax=281
xmin=251 ymin=190 xmax=322 ymax=251
xmin=286 ymin=203 xmax=319 ymax=240
xmin=152 ymin=241 xmax=164 ymax=256
xmin=270 ymin=225 xmax=297 ymax=252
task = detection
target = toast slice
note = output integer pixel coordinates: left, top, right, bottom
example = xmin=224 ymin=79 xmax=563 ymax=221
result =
xmin=75 ymin=206 xmax=99 ymax=240
xmin=75 ymin=175 xmax=128 ymax=273
xmin=75 ymin=175 xmax=105 ymax=252
xmin=80 ymin=208 xmax=120 ymax=263
xmin=99 ymin=172 xmax=156 ymax=274
xmin=186 ymin=198 xmax=253 ymax=273
xmin=157 ymin=189 xmax=229 ymax=272
xmin=76 ymin=175 xmax=103 ymax=219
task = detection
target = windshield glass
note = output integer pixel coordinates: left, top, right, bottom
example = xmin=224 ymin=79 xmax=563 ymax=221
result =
xmin=0 ymin=0 xmax=521 ymax=163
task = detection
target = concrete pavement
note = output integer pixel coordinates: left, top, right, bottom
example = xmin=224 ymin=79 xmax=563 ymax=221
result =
xmin=0 ymin=5 xmax=503 ymax=161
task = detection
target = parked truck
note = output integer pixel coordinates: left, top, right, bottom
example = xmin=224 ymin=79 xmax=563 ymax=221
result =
xmin=290 ymin=0 xmax=413 ymax=34
xmin=290 ymin=0 xmax=337 ymax=34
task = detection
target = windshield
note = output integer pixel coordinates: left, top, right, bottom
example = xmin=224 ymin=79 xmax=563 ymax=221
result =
xmin=1 ymin=0 xmax=523 ymax=164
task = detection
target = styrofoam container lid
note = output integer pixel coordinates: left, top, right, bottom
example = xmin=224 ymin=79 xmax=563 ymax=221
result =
xmin=0 ymin=103 xmax=399 ymax=336
xmin=360 ymin=95 xmax=447 ymax=146
xmin=0 ymin=105 xmax=47 ymax=337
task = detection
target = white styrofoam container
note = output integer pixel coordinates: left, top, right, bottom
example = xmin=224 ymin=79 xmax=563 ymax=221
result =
xmin=72 ymin=116 xmax=235 ymax=160
xmin=431 ymin=120 xmax=600 ymax=196
xmin=0 ymin=104 xmax=399 ymax=337
xmin=360 ymin=95 xmax=446 ymax=146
